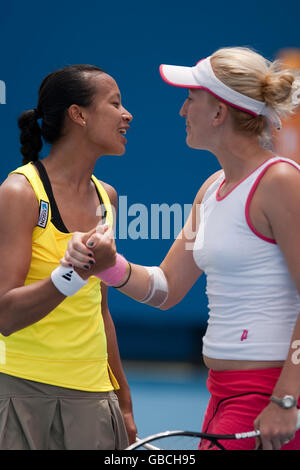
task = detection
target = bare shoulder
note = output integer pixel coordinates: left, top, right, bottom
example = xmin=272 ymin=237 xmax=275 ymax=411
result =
xmin=1 ymin=172 xmax=37 ymax=195
xmin=0 ymin=173 xmax=39 ymax=227
xmin=257 ymin=161 xmax=300 ymax=227
xmin=264 ymin=160 xmax=300 ymax=179
xmin=260 ymin=161 xmax=300 ymax=198
xmin=194 ymin=169 xmax=224 ymax=205
xmin=98 ymin=180 xmax=118 ymax=209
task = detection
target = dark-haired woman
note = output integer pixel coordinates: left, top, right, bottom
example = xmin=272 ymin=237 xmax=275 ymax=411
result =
xmin=0 ymin=65 xmax=136 ymax=449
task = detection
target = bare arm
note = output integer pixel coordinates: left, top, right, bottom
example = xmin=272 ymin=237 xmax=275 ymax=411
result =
xmin=117 ymin=194 xmax=203 ymax=309
xmin=101 ymin=284 xmax=137 ymax=444
xmin=99 ymin=182 xmax=137 ymax=444
xmin=60 ymin=170 xmax=223 ymax=309
xmin=117 ymin=170 xmax=223 ymax=308
xmin=0 ymin=175 xmax=66 ymax=336
xmin=253 ymin=162 xmax=300 ymax=449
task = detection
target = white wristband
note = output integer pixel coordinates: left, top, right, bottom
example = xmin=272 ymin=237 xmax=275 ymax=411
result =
xmin=51 ymin=265 xmax=88 ymax=296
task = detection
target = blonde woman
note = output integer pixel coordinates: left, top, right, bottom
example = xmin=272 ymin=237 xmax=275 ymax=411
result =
xmin=60 ymin=48 xmax=300 ymax=450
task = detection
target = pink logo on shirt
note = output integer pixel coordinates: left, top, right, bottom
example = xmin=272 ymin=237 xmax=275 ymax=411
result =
xmin=241 ymin=330 xmax=248 ymax=341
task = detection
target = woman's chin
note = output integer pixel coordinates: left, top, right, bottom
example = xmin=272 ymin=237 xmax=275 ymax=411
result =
xmin=186 ymin=136 xmax=205 ymax=151
xmin=186 ymin=135 xmax=196 ymax=149
xmin=105 ymin=144 xmax=126 ymax=157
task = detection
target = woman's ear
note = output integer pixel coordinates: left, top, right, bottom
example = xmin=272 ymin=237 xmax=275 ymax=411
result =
xmin=67 ymin=105 xmax=87 ymax=127
xmin=212 ymin=102 xmax=228 ymax=127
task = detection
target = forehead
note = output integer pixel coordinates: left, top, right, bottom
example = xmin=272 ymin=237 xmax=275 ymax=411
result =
xmin=189 ymin=88 xmax=206 ymax=98
xmin=91 ymin=73 xmax=120 ymax=99
xmin=188 ymin=88 xmax=216 ymax=105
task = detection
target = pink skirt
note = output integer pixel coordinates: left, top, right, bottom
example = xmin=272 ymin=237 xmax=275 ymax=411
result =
xmin=199 ymin=368 xmax=300 ymax=450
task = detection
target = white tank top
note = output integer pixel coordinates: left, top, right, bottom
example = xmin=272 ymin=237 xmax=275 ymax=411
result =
xmin=193 ymin=156 xmax=300 ymax=361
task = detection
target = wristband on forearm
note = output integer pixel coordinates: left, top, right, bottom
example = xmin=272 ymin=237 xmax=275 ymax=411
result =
xmin=113 ymin=262 xmax=132 ymax=289
xmin=51 ymin=265 xmax=88 ymax=296
xmin=95 ymin=253 xmax=130 ymax=287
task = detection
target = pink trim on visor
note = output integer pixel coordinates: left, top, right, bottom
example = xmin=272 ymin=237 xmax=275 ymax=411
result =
xmin=159 ymin=63 xmax=258 ymax=117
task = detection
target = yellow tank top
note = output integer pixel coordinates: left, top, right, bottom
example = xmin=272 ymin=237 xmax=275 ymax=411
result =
xmin=0 ymin=162 xmax=119 ymax=392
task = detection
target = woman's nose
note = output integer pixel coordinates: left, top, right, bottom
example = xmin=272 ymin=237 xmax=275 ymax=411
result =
xmin=179 ymin=100 xmax=188 ymax=117
xmin=122 ymin=107 xmax=133 ymax=122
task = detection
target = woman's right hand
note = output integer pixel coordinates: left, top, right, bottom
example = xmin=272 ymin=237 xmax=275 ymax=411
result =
xmin=60 ymin=223 xmax=117 ymax=277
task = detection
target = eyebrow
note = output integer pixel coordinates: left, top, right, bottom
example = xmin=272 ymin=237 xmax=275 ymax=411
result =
xmin=110 ymin=92 xmax=121 ymax=100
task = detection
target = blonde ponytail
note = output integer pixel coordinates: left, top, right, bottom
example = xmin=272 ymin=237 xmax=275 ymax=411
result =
xmin=210 ymin=47 xmax=300 ymax=141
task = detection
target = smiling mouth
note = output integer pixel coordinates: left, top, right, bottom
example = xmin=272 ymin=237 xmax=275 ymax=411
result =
xmin=119 ymin=127 xmax=129 ymax=135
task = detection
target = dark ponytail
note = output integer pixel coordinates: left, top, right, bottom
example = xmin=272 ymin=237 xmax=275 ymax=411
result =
xmin=18 ymin=109 xmax=43 ymax=164
xmin=18 ymin=64 xmax=105 ymax=164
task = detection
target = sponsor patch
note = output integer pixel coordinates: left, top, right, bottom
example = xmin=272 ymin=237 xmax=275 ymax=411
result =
xmin=37 ymin=200 xmax=49 ymax=228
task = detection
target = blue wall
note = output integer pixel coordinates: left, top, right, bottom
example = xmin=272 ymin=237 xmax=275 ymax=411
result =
xmin=1 ymin=0 xmax=299 ymax=360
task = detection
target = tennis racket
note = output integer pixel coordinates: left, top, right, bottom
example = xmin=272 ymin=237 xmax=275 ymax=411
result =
xmin=127 ymin=409 xmax=300 ymax=450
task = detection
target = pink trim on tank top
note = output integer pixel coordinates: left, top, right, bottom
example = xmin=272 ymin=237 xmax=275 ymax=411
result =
xmin=245 ymin=159 xmax=300 ymax=244
xmin=216 ymin=158 xmax=273 ymax=201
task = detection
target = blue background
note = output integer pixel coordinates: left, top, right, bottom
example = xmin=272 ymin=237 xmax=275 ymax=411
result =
xmin=1 ymin=0 xmax=299 ymax=361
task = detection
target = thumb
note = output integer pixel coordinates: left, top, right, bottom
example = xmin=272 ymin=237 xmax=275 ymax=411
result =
xmin=253 ymin=418 xmax=261 ymax=450
xmin=81 ymin=227 xmax=97 ymax=245
xmin=96 ymin=222 xmax=110 ymax=234
xmin=86 ymin=225 xmax=113 ymax=248
xmin=86 ymin=222 xmax=110 ymax=247
xmin=86 ymin=232 xmax=104 ymax=248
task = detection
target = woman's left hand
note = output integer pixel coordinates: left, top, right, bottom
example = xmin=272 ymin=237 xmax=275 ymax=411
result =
xmin=254 ymin=403 xmax=298 ymax=450
xmin=121 ymin=409 xmax=138 ymax=446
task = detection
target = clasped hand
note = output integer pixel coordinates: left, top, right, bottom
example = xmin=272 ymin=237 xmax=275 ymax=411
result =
xmin=60 ymin=223 xmax=116 ymax=277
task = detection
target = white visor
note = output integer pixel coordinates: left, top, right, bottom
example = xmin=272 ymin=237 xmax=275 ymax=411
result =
xmin=159 ymin=57 xmax=282 ymax=130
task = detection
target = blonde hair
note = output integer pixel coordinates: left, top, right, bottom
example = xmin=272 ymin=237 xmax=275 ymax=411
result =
xmin=210 ymin=47 xmax=299 ymax=141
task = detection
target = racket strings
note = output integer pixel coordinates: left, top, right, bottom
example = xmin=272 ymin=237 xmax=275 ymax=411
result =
xmin=142 ymin=435 xmax=201 ymax=450
xmin=138 ymin=434 xmax=228 ymax=450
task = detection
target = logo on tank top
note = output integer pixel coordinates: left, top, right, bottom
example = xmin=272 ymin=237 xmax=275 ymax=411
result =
xmin=241 ymin=329 xmax=248 ymax=341
xmin=37 ymin=200 xmax=49 ymax=228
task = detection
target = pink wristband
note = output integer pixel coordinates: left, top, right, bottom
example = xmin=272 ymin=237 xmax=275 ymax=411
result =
xmin=95 ymin=253 xmax=128 ymax=286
